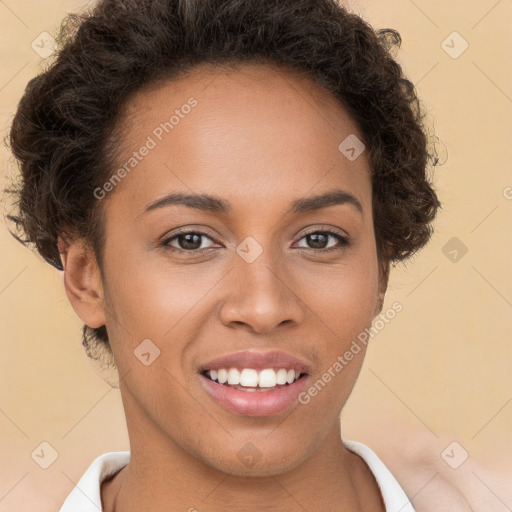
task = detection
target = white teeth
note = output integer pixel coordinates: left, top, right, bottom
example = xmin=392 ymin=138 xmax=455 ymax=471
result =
xmin=217 ymin=369 xmax=228 ymax=384
xmin=205 ymin=367 xmax=303 ymax=388
xmin=276 ymin=368 xmax=288 ymax=385
xmin=239 ymin=369 xmax=259 ymax=387
xmin=227 ymin=368 xmax=240 ymax=385
xmin=258 ymin=369 xmax=277 ymax=388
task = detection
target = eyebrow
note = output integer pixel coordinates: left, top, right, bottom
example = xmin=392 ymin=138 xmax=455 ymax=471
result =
xmin=139 ymin=188 xmax=364 ymax=218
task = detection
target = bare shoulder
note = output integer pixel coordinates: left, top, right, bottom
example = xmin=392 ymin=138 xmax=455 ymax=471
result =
xmin=370 ymin=433 xmax=511 ymax=512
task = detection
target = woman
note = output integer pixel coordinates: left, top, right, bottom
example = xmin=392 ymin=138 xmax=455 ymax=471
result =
xmin=6 ymin=0 xmax=441 ymax=510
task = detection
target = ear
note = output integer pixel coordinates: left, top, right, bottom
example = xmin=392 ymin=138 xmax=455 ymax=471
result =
xmin=373 ymin=257 xmax=390 ymax=318
xmin=57 ymin=235 xmax=106 ymax=329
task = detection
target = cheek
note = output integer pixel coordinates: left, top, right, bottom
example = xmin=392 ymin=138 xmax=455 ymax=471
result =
xmin=295 ymin=255 xmax=379 ymax=337
xmin=102 ymin=252 xmax=227 ymax=387
xmin=104 ymin=248 xmax=213 ymax=334
xmin=296 ymin=263 xmax=377 ymax=416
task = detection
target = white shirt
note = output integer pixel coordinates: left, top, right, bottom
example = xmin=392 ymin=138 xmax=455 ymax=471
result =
xmin=59 ymin=440 xmax=416 ymax=511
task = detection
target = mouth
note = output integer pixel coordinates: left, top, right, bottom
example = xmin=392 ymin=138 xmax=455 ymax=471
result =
xmin=200 ymin=367 xmax=308 ymax=392
xmin=197 ymin=350 xmax=312 ymax=416
xmin=198 ymin=366 xmax=310 ymax=417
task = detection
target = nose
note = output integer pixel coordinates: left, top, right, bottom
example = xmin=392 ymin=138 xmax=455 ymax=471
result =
xmin=218 ymin=251 xmax=305 ymax=334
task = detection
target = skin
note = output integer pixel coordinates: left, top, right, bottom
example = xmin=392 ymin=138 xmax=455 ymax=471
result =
xmin=58 ymin=61 xmax=390 ymax=512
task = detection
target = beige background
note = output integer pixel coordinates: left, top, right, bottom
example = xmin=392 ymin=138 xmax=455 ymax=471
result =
xmin=1 ymin=1 xmax=511 ymax=510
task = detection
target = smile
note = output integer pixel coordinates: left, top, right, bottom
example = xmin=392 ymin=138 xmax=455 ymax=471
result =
xmin=199 ymin=369 xmax=310 ymax=417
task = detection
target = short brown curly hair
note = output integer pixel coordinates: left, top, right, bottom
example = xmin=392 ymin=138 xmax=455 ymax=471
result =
xmin=5 ymin=0 xmax=442 ymax=359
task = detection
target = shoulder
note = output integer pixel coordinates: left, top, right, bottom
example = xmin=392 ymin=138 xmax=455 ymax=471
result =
xmin=375 ymin=434 xmax=506 ymax=512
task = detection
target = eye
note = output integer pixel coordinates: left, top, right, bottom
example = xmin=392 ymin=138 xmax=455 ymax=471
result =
xmin=161 ymin=230 xmax=218 ymax=253
xmin=159 ymin=227 xmax=350 ymax=255
xmin=294 ymin=229 xmax=350 ymax=252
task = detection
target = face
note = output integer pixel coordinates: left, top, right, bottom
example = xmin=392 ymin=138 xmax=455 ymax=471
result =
xmin=64 ymin=61 xmax=388 ymax=477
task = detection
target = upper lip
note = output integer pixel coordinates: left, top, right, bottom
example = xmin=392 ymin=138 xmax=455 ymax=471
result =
xmin=198 ymin=350 xmax=311 ymax=375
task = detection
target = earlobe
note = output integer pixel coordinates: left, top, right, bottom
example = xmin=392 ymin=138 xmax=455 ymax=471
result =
xmin=58 ymin=235 xmax=106 ymax=329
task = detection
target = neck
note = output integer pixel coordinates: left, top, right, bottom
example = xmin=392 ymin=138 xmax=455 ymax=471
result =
xmin=107 ymin=432 xmax=381 ymax=512
xmin=104 ymin=387 xmax=384 ymax=512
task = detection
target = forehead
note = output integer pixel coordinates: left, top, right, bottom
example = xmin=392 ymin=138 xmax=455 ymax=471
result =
xmin=105 ymin=61 xmax=371 ymax=216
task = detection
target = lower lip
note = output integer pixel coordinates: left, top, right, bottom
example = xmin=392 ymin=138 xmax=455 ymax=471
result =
xmin=198 ymin=373 xmax=310 ymax=417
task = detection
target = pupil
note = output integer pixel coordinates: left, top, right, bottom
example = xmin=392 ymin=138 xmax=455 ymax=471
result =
xmin=308 ymin=233 xmax=327 ymax=249
xmin=180 ymin=233 xmax=201 ymax=250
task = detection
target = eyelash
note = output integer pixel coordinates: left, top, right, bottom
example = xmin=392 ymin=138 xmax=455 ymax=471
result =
xmin=159 ymin=227 xmax=350 ymax=255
